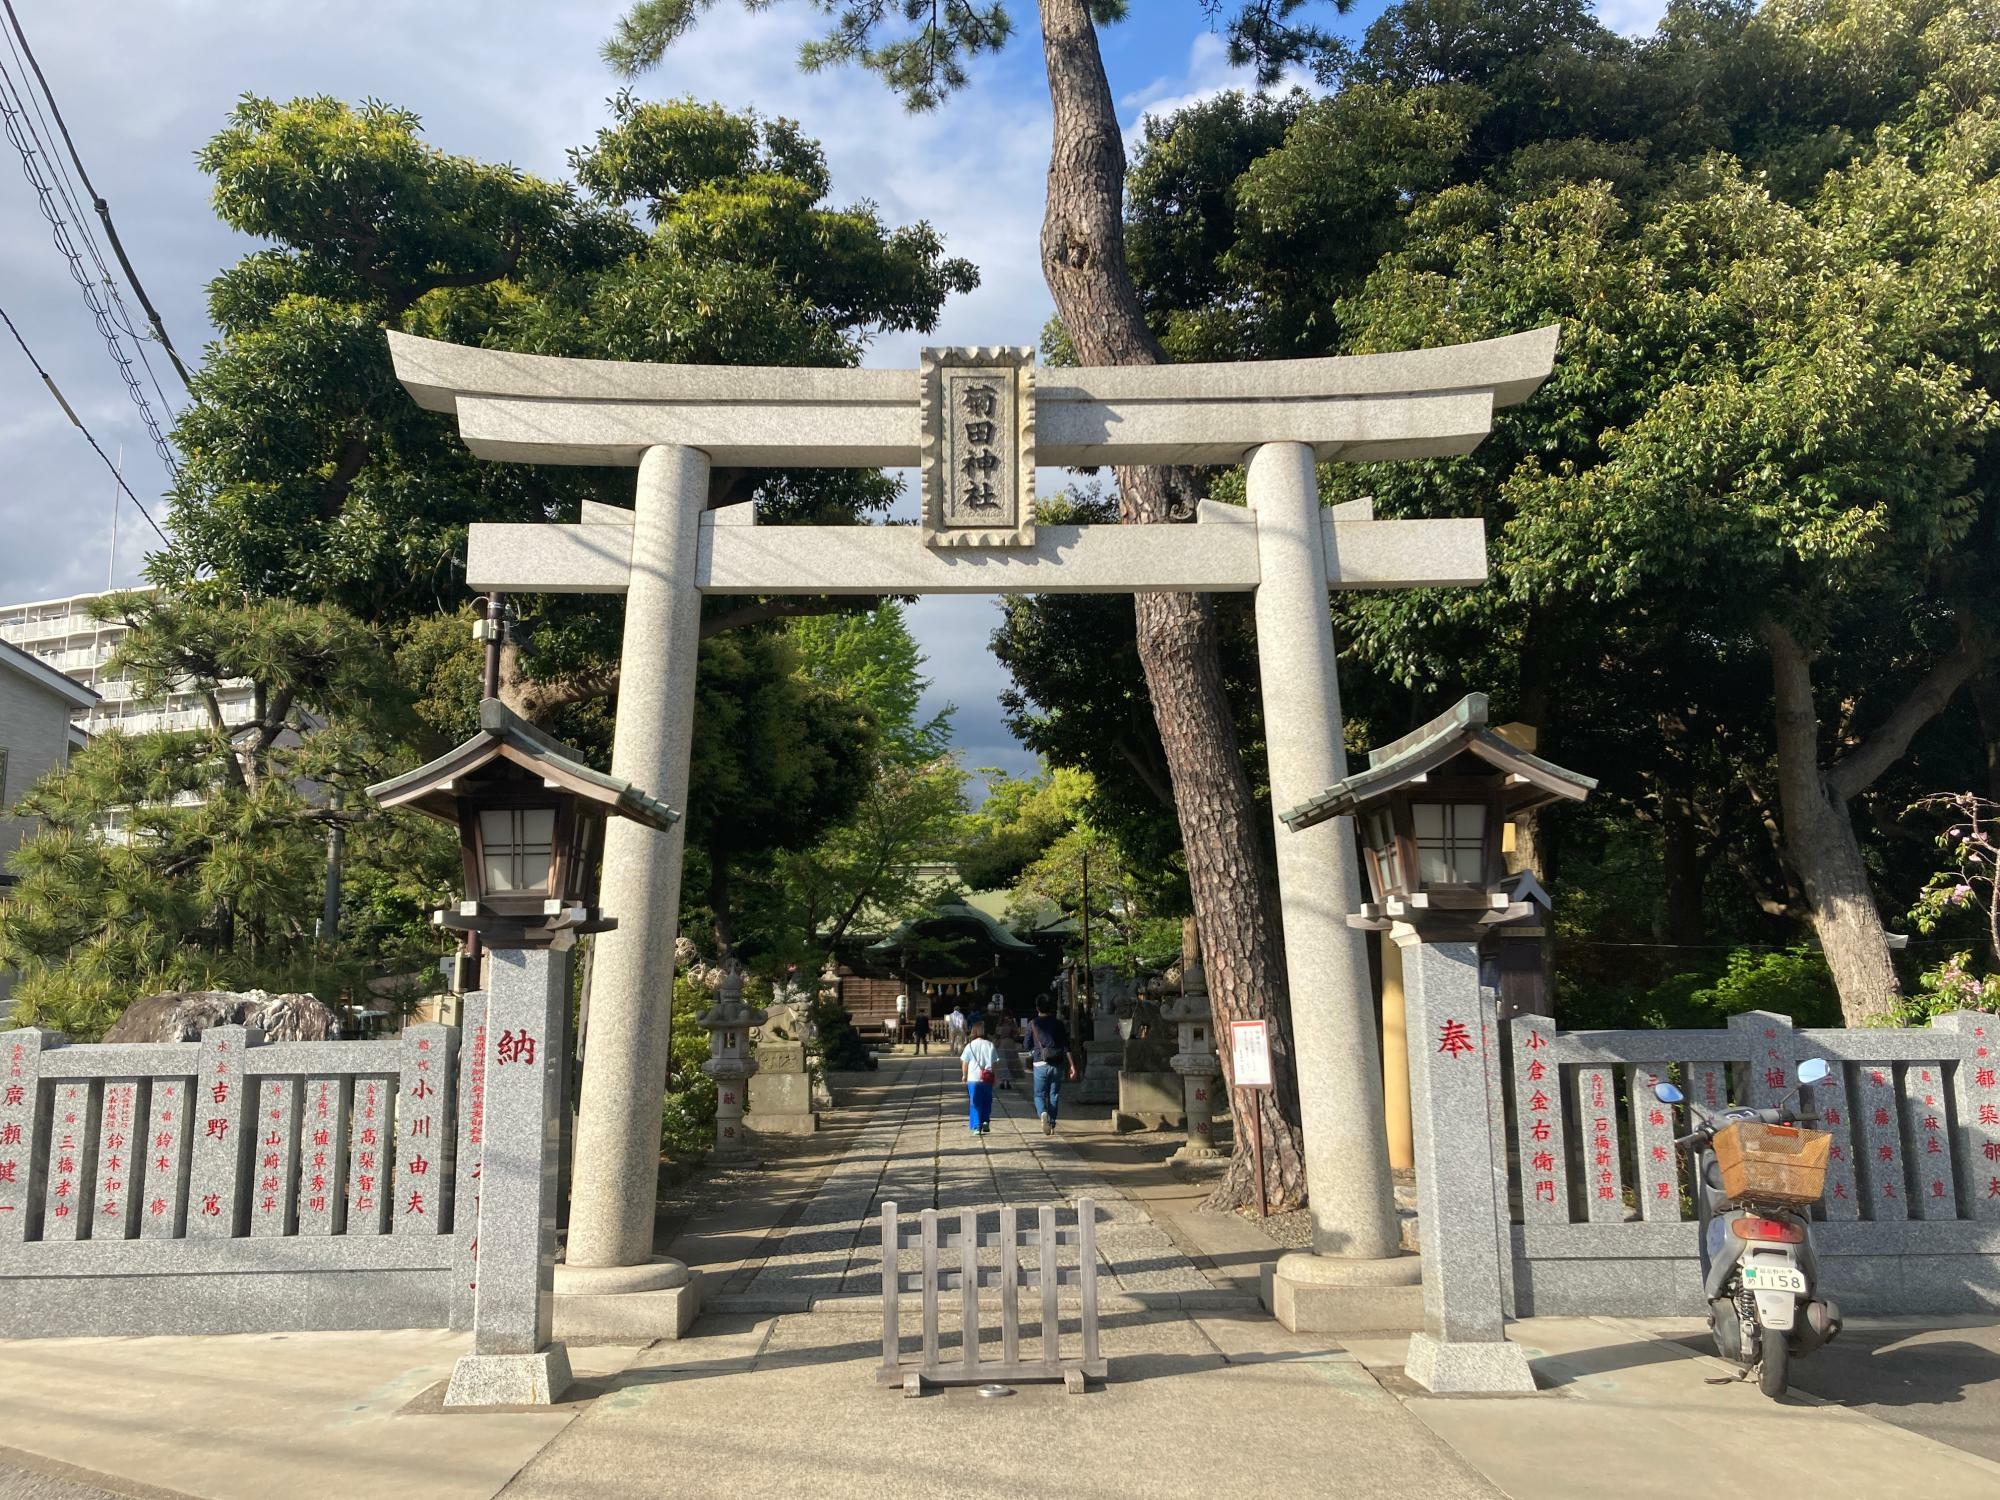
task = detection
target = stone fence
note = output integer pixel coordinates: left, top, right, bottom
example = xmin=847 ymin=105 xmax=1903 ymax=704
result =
xmin=1499 ymin=1007 xmax=2000 ymax=1316
xmin=0 ymin=1021 xmax=479 ymax=1337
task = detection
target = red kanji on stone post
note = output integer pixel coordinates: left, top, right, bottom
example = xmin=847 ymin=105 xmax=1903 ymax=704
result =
xmin=1437 ymin=1020 xmax=1475 ymax=1057
xmin=498 ymin=1030 xmax=538 ymax=1067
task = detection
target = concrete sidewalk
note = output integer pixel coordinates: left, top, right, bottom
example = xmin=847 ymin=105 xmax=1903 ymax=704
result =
xmin=6 ymin=1312 xmax=1999 ymax=1500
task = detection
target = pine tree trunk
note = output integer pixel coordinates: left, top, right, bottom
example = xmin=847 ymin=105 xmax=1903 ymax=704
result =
xmin=1037 ymin=0 xmax=1307 ymax=1209
xmin=1759 ymin=617 xmax=1902 ymax=1024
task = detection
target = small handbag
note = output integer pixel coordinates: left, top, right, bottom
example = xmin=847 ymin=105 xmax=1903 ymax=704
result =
xmin=978 ymin=1067 xmax=995 ymax=1084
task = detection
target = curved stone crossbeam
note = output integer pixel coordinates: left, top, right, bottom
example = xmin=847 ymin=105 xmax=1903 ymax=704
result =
xmin=388 ymin=326 xmax=1559 ymax=469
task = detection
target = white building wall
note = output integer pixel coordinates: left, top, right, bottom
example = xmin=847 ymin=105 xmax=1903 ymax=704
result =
xmin=0 ymin=666 xmax=77 ymax=868
xmin=0 ymin=588 xmax=258 ymax=738
xmin=0 ymin=661 xmax=93 ymax=1022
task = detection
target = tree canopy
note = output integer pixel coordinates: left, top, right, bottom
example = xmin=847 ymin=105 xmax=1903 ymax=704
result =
xmin=997 ymin=0 xmax=2000 ymax=1023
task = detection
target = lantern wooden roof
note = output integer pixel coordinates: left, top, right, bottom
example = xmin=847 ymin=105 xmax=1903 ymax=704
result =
xmin=1279 ymin=693 xmax=1595 ymax=832
xmin=368 ymin=697 xmax=680 ymax=829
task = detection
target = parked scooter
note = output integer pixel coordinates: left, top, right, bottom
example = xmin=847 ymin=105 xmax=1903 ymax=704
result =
xmin=1653 ymin=1059 xmax=1842 ymax=1397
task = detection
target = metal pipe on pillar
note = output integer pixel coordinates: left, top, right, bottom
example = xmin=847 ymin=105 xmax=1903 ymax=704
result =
xmin=1381 ymin=935 xmax=1414 ymax=1172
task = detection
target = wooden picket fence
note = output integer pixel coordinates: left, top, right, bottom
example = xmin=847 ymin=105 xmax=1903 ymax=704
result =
xmin=877 ymin=1198 xmax=1104 ymax=1395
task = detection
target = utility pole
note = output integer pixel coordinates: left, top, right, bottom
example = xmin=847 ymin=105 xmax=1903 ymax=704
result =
xmin=320 ymin=789 xmax=344 ymax=942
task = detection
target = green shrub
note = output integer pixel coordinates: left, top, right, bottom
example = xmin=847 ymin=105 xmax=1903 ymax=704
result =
xmin=1888 ymin=952 xmax=2000 ymax=1027
xmin=810 ymin=995 xmax=876 ymax=1071
xmin=660 ymin=977 xmax=717 ymax=1160
xmin=1557 ymin=946 xmax=1841 ymax=1031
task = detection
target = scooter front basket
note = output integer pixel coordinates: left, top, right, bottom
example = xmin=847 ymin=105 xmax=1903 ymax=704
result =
xmin=1712 ymin=1121 xmax=1830 ymax=1207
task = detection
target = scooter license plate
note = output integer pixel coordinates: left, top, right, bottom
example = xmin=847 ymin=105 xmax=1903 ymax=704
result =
xmin=1741 ymin=1264 xmax=1807 ymax=1294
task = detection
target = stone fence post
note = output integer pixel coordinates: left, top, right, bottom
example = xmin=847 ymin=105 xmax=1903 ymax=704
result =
xmin=445 ymin=946 xmax=571 ymax=1406
xmin=1399 ymin=938 xmax=1535 ymax=1394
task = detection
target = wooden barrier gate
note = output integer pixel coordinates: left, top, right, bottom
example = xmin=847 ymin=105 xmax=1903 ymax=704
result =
xmin=877 ymin=1199 xmax=1104 ymax=1395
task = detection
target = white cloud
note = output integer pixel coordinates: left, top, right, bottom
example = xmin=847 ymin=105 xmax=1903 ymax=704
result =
xmin=1594 ymin=0 xmax=1669 ymax=38
xmin=1119 ymin=29 xmax=1317 ymax=149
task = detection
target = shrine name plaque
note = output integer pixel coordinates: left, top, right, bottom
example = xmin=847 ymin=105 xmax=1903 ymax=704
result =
xmin=920 ymin=346 xmax=1036 ymax=548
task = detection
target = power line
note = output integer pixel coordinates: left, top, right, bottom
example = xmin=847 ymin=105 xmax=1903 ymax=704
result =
xmin=0 ymin=17 xmax=175 ymax=420
xmin=0 ymin=56 xmax=178 ymax=475
xmin=0 ymin=0 xmax=190 ymax=388
xmin=1 ymin=299 xmax=171 ymax=547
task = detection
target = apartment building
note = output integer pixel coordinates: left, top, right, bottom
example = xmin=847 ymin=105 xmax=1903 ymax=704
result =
xmin=0 ymin=586 xmax=259 ymax=738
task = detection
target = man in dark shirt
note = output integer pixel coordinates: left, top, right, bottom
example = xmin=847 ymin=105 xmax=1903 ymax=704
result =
xmin=1024 ymin=994 xmax=1078 ymax=1135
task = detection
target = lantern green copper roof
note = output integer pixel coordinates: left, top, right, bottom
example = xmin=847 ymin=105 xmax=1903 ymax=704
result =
xmin=1279 ymin=693 xmax=1596 ymax=832
xmin=367 ymin=697 xmax=680 ymax=830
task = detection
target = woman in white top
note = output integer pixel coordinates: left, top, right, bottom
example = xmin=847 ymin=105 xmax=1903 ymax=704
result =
xmin=960 ymin=1018 xmax=998 ymax=1135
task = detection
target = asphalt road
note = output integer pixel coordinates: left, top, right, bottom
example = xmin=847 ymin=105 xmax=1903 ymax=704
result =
xmin=1674 ymin=1317 xmax=2000 ymax=1463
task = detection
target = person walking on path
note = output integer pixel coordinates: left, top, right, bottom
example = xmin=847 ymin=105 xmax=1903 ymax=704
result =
xmin=961 ymin=1018 xmax=998 ymax=1135
xmin=947 ymin=1004 xmax=968 ymax=1052
xmin=1025 ymin=996 xmax=1077 ymax=1136
xmin=996 ymin=1012 xmax=1021 ymax=1091
xmin=913 ymin=1012 xmax=931 ymax=1055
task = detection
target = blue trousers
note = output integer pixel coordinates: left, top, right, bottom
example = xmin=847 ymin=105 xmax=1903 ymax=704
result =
xmin=1033 ymin=1062 xmax=1063 ymax=1122
xmin=967 ymin=1081 xmax=994 ymax=1131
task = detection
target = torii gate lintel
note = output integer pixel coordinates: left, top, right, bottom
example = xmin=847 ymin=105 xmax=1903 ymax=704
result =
xmin=462 ymin=497 xmax=1487 ymax=597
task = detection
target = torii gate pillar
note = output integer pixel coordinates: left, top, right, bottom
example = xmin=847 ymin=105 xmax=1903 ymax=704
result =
xmin=563 ymin=446 xmax=709 ymax=1286
xmin=1250 ymin=442 xmax=1421 ymax=1330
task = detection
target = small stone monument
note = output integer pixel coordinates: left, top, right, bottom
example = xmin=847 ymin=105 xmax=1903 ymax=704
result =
xmin=1165 ymin=948 xmax=1222 ymax=1164
xmin=699 ymin=964 xmax=765 ymax=1161
xmin=748 ymin=1001 xmax=818 ymax=1137
xmin=808 ymin=965 xmax=837 ymax=1108
xmin=1075 ymin=979 xmax=1124 ymax=1106
xmin=1115 ymin=982 xmax=1184 ymax=1132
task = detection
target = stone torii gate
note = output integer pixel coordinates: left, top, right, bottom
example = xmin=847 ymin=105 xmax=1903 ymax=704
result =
xmin=387 ymin=326 xmax=1558 ymax=1334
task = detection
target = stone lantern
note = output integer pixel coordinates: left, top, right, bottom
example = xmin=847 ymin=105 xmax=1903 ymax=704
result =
xmin=699 ymin=964 xmax=766 ymax=1161
xmin=1281 ymin=692 xmax=1593 ymax=1396
xmin=1284 ymin=693 xmax=1589 ymax=945
xmin=1164 ymin=949 xmax=1222 ymax=1164
xmin=371 ymin=698 xmax=680 ymax=949
xmin=367 ymin=696 xmax=678 ymax=1408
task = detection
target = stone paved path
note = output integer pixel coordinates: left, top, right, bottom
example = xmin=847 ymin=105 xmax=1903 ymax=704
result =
xmin=722 ymin=1055 xmax=1224 ymax=1310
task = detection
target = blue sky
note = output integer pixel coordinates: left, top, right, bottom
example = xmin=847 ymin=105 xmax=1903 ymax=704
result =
xmin=0 ymin=0 xmax=1664 ymax=791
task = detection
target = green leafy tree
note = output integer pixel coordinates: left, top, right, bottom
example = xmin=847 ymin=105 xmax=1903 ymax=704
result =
xmin=160 ymin=92 xmax=974 ymax=641
xmin=0 ymin=596 xmax=448 ymax=1037
xmin=1102 ymin=0 xmax=2000 ymax=1027
xmin=680 ymin=628 xmax=879 ymax=950
xmin=955 ymin=763 xmax=1094 ymax=891
xmin=148 ymin=94 xmax=981 ymax=999
xmin=747 ymin=606 xmax=967 ymax=960
xmin=956 ymin=764 xmax=1180 ymax=972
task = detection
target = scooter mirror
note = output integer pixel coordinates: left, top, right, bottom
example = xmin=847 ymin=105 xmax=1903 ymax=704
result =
xmin=1798 ymin=1057 xmax=1831 ymax=1085
xmin=1654 ymin=1081 xmax=1685 ymax=1104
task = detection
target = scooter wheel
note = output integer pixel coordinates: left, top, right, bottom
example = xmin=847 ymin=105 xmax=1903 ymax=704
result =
xmin=1758 ymin=1334 xmax=1789 ymax=1398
